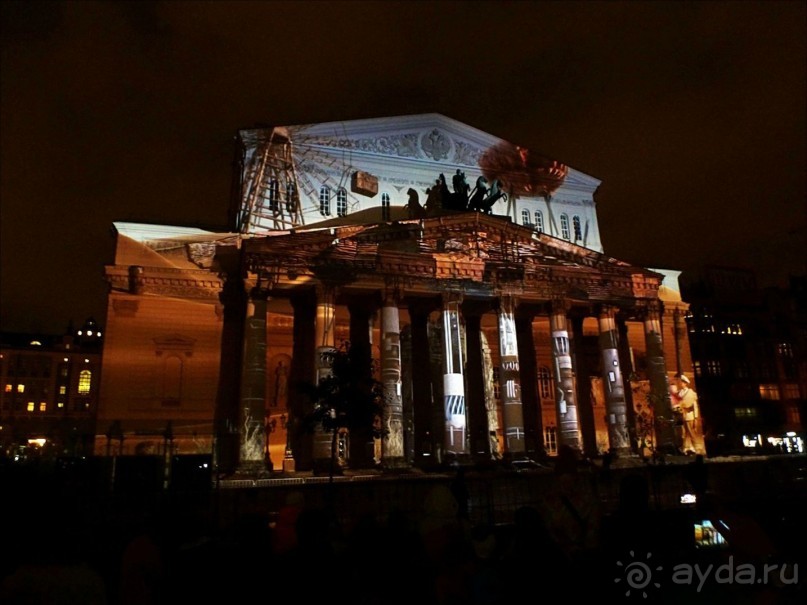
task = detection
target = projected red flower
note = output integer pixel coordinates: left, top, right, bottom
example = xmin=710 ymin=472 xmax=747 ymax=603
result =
xmin=480 ymin=141 xmax=568 ymax=198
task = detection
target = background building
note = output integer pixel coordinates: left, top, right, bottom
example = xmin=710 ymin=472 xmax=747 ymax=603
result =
xmin=681 ymin=267 xmax=806 ymax=456
xmin=0 ymin=318 xmax=102 ymax=458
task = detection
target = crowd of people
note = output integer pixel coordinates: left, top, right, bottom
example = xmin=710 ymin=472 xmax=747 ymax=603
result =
xmin=2 ymin=449 xmax=804 ymax=605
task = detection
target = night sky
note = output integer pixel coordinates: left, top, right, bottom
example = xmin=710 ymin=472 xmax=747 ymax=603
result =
xmin=2 ymin=1 xmax=805 ymax=335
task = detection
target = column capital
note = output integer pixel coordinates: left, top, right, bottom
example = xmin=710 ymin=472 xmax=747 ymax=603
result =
xmin=640 ymin=299 xmax=663 ymax=321
xmin=598 ymin=304 xmax=620 ymax=319
xmin=441 ymin=290 xmax=464 ymax=307
xmin=551 ymin=297 xmax=571 ymax=315
xmin=314 ymin=281 xmax=337 ymax=302
xmin=495 ymin=292 xmax=520 ymax=312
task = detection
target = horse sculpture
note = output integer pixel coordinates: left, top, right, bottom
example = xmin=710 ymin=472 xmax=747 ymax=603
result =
xmin=406 ymin=187 xmax=426 ymax=219
xmin=419 ymin=172 xmax=507 ymax=216
xmin=467 ymin=176 xmax=489 ymax=212
xmin=478 ymin=178 xmax=507 ymax=214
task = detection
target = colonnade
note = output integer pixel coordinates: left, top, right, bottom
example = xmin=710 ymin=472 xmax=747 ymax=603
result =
xmin=229 ymin=283 xmax=676 ymax=474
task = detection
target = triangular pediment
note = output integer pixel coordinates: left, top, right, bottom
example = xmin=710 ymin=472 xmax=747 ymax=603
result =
xmin=238 ymin=113 xmax=596 ymax=183
xmin=273 ymin=113 xmax=505 ymax=169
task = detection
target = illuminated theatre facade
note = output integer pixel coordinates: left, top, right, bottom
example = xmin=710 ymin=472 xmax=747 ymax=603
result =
xmin=97 ymin=113 xmax=704 ymax=471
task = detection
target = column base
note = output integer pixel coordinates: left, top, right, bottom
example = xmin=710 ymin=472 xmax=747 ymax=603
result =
xmin=381 ymin=457 xmax=410 ymax=471
xmin=282 ymin=456 xmax=296 ymax=473
xmin=234 ymin=459 xmax=273 ymax=478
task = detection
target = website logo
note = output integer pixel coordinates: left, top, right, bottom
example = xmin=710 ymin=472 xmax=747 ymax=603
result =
xmin=614 ymin=551 xmax=799 ymax=597
xmin=614 ymin=551 xmax=663 ymax=598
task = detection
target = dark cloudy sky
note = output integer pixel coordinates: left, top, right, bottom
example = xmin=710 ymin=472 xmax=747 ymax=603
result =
xmin=2 ymin=1 xmax=805 ymax=334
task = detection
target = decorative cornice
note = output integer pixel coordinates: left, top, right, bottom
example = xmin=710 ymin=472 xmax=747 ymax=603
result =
xmin=106 ymin=266 xmax=223 ymax=301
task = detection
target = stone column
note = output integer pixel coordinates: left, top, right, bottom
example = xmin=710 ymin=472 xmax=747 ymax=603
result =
xmin=237 ymin=287 xmax=271 ymax=476
xmin=643 ymin=301 xmax=677 ymax=455
xmin=617 ymin=317 xmax=639 ymax=455
xmin=213 ymin=252 xmax=246 ymax=477
xmin=598 ymin=305 xmax=631 ymax=455
xmin=515 ymin=309 xmax=541 ymax=458
xmin=570 ymin=315 xmax=597 ymax=457
xmin=497 ymin=295 xmax=526 ymax=457
xmin=441 ymin=292 xmax=466 ymax=457
xmin=550 ymin=300 xmax=582 ymax=451
xmin=312 ymin=284 xmax=338 ymax=469
xmin=381 ymin=292 xmax=407 ymax=469
xmin=463 ymin=304 xmax=491 ymax=461
xmin=348 ymin=300 xmax=374 ymax=469
xmin=288 ymin=291 xmax=316 ymax=472
xmin=408 ymin=299 xmax=438 ymax=466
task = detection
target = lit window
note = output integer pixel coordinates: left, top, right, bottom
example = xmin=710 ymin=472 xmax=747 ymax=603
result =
xmin=783 ymin=383 xmax=800 ymax=399
xmin=29 ymin=340 xmax=42 ymax=346
xmin=319 ymin=186 xmax=331 ymax=216
xmin=777 ymin=343 xmax=793 ymax=358
xmin=285 ymin=182 xmax=296 ymax=214
xmin=4 ymin=384 xmax=10 ymax=393
xmin=59 ymin=386 xmax=66 ymax=395
xmin=734 ymin=407 xmax=758 ymax=418
xmin=786 ymin=404 xmax=801 ymax=425
xmin=560 ymin=214 xmax=570 ymax=240
xmin=39 ymin=402 xmax=46 ymax=412
xmin=381 ymin=193 xmax=391 ymax=221
xmin=27 ymin=402 xmax=34 ymax=412
xmin=759 ymin=384 xmax=780 ymax=400
xmin=534 ymin=210 xmax=544 ymax=232
xmin=724 ymin=323 xmax=743 ymax=335
xmin=336 ymin=187 xmax=348 ymax=217
xmin=693 ymin=361 xmax=702 ymax=377
xmin=521 ymin=209 xmax=530 ymax=226
xmin=572 ymin=215 xmax=582 ymax=241
xmin=57 ymin=401 xmax=64 ymax=409
xmin=78 ymin=369 xmax=92 ymax=394
xmin=268 ymin=178 xmax=279 ymax=212
xmin=538 ymin=366 xmax=552 ymax=400
xmin=544 ymin=425 xmax=558 ymax=455
xmin=17 ymin=384 xmax=24 ymax=393
xmin=706 ymin=360 xmax=721 ymax=376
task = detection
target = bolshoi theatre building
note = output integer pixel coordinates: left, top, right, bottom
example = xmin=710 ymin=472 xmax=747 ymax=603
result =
xmin=96 ymin=113 xmax=704 ymax=474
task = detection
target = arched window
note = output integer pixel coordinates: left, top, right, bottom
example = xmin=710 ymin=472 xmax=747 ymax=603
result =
xmin=381 ymin=192 xmax=391 ymax=221
xmin=538 ymin=365 xmax=552 ymax=400
xmin=78 ymin=369 xmax=92 ymax=394
xmin=573 ymin=215 xmax=582 ymax=241
xmin=319 ymin=186 xmax=331 ymax=216
xmin=521 ymin=209 xmax=530 ymax=226
xmin=534 ymin=210 xmax=544 ymax=232
xmin=560 ymin=213 xmax=570 ymax=240
xmin=336 ymin=187 xmax=348 ymax=217
xmin=285 ymin=182 xmax=296 ymax=214
xmin=268 ymin=178 xmax=279 ymax=212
